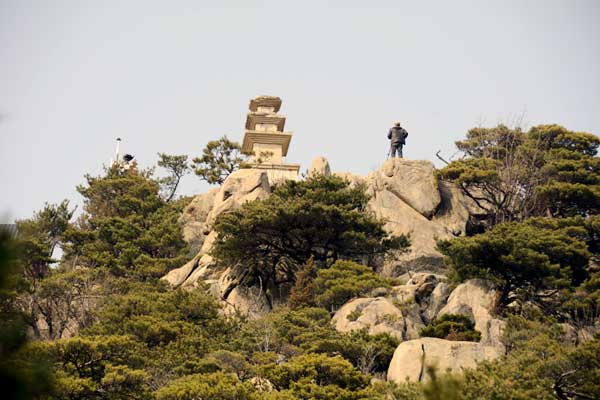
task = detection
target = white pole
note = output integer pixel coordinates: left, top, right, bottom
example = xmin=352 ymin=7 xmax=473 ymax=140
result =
xmin=115 ymin=138 xmax=122 ymax=163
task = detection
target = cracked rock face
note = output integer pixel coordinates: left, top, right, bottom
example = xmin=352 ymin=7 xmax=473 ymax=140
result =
xmin=438 ymin=279 xmax=505 ymax=351
xmin=387 ymin=337 xmax=502 ymax=383
xmin=332 ymin=275 xmax=506 ymax=382
xmin=332 ymin=273 xmax=450 ymax=341
xmin=161 ymin=169 xmax=272 ymax=317
xmin=204 ymin=169 xmax=271 ymax=228
xmin=331 ymin=297 xmax=424 ymax=341
xmin=365 ymin=159 xmax=474 ymax=277
xmin=163 ymin=158 xmax=484 ymax=321
xmin=374 ymin=159 xmax=441 ymax=218
xmin=179 ymin=188 xmax=219 ymax=253
xmin=308 ymin=156 xmax=331 ymax=177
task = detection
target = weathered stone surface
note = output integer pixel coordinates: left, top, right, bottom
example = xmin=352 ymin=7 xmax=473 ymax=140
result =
xmin=223 ymin=285 xmax=271 ymax=319
xmin=334 ymin=171 xmax=367 ymax=189
xmin=180 ymin=254 xmax=218 ymax=289
xmin=205 ymin=169 xmax=271 ymax=227
xmin=161 ymin=255 xmax=200 ymax=287
xmin=387 ymin=337 xmax=502 ymax=383
xmin=373 ymin=159 xmax=441 ymax=218
xmin=250 ymin=377 xmax=274 ymax=392
xmin=390 ymin=273 xmax=442 ymax=303
xmin=163 ymin=170 xmax=271 ymax=289
xmin=424 ymin=282 xmax=451 ymax=322
xmin=433 ymin=181 xmax=471 ymax=236
xmin=332 ymin=297 xmax=424 ymax=341
xmin=577 ymin=325 xmax=600 ymax=344
xmin=308 ymin=156 xmax=331 ymax=177
xmin=438 ymin=279 xmax=505 ymax=350
xmin=368 ymin=189 xmax=451 ymax=276
xmin=164 ymin=241 xmax=219 ymax=289
xmin=179 ymin=188 xmax=219 ymax=249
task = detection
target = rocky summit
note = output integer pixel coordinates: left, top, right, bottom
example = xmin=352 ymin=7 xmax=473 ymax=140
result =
xmin=10 ymin=120 xmax=599 ymax=399
xmin=162 ymin=157 xmax=505 ymax=382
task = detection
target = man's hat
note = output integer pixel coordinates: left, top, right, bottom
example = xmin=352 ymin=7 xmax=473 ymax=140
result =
xmin=394 ymin=121 xmax=401 ymax=126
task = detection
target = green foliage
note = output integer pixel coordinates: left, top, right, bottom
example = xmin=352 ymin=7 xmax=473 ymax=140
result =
xmin=63 ymin=165 xmax=189 ymax=279
xmin=13 ymin=123 xmax=600 ymax=399
xmin=234 ymin=307 xmax=340 ymax=356
xmin=314 ymin=260 xmax=395 ymax=310
xmin=456 ymin=317 xmax=600 ymax=400
xmin=259 ymin=353 xmax=369 ymax=393
xmin=232 ymin=307 xmax=398 ymax=376
xmin=347 ymin=309 xmax=362 ymax=321
xmin=420 ymin=314 xmax=481 ymax=342
xmin=49 ymin=335 xmax=150 ymax=399
xmin=421 ymin=367 xmax=462 ymax=400
xmin=438 ymin=124 xmax=600 ymax=224
xmin=0 ymin=230 xmax=54 ymax=399
xmin=439 ymin=217 xmax=592 ymax=312
xmin=288 ymin=257 xmax=318 ymax=309
xmin=52 ymin=335 xmax=144 ymax=380
xmin=157 ymin=153 xmax=190 ymax=202
xmin=15 ymin=200 xmax=75 ymax=280
xmin=212 ymin=175 xmax=408 ymax=297
xmin=399 ymin=317 xmax=600 ymax=400
xmin=30 ymin=268 xmax=102 ymax=339
xmin=98 ymin=364 xmax=150 ymax=400
xmin=156 ymin=371 xmax=257 ymax=400
xmin=192 ymin=135 xmax=245 ymax=185
xmin=86 ymin=283 xmax=227 ymax=346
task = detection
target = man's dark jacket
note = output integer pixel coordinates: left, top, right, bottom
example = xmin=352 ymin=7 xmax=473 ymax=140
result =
xmin=388 ymin=126 xmax=408 ymax=145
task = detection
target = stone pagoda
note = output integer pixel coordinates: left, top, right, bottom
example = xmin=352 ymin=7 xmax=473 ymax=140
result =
xmin=241 ymin=96 xmax=300 ymax=182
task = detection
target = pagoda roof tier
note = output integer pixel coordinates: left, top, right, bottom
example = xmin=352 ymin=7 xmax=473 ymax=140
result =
xmin=242 ymin=131 xmax=292 ymax=156
xmin=249 ymin=96 xmax=282 ymax=112
xmin=245 ymin=113 xmax=286 ymax=132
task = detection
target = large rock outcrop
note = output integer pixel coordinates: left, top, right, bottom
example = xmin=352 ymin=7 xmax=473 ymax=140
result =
xmin=161 ymin=169 xmax=271 ymax=316
xmin=364 ymin=159 xmax=475 ymax=276
xmin=332 ymin=273 xmax=450 ymax=340
xmin=332 ymin=297 xmax=423 ymax=341
xmin=204 ymin=169 xmax=271 ymax=227
xmin=387 ymin=337 xmax=502 ymax=383
xmin=164 ymin=157 xmax=484 ymax=321
xmin=438 ymin=279 xmax=505 ymax=350
xmin=308 ymin=156 xmax=331 ymax=177
xmin=372 ymin=159 xmax=441 ymax=218
xmin=179 ymin=188 xmax=219 ymax=252
xmin=369 ymin=188 xmax=451 ymax=275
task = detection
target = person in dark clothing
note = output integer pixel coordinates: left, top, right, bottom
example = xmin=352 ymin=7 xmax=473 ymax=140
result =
xmin=388 ymin=121 xmax=408 ymax=158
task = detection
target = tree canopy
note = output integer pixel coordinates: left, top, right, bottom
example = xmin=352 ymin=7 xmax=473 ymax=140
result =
xmin=437 ymin=124 xmax=600 ymax=225
xmin=192 ymin=136 xmax=246 ymax=185
xmin=156 ymin=153 xmax=190 ymax=202
xmin=439 ymin=216 xmax=598 ymax=318
xmin=211 ymin=174 xmax=409 ymax=298
xmin=63 ymin=164 xmax=189 ymax=279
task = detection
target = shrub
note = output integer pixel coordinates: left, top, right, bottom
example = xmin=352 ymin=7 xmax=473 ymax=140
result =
xmin=420 ymin=314 xmax=481 ymax=342
xmin=314 ymin=260 xmax=395 ymax=311
xmin=155 ymin=371 xmax=256 ymax=400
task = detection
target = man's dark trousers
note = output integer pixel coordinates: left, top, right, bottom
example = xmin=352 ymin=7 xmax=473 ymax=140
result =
xmin=390 ymin=143 xmax=403 ymax=158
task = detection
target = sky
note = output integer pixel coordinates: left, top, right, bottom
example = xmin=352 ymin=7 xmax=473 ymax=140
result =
xmin=1 ymin=0 xmax=599 ymax=222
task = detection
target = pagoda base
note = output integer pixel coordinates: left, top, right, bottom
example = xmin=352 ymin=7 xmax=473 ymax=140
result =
xmin=246 ymin=163 xmax=300 ymax=185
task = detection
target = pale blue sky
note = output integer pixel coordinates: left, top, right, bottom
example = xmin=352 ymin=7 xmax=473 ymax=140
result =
xmin=1 ymin=0 xmax=599 ymax=222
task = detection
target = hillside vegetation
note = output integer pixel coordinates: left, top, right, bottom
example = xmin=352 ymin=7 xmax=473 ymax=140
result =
xmin=1 ymin=124 xmax=599 ymax=400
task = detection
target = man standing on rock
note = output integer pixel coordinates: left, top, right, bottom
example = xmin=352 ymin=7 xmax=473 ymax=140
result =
xmin=388 ymin=121 xmax=408 ymax=158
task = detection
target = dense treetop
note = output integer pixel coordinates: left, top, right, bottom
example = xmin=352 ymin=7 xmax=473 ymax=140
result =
xmin=438 ymin=124 xmax=600 ymax=225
